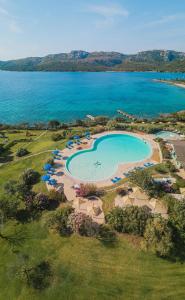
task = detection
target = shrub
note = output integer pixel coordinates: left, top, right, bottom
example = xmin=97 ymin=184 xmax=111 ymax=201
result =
xmin=25 ymin=261 xmax=52 ymax=290
xmin=143 ymin=217 xmax=173 ymax=257
xmin=48 ymin=190 xmax=67 ymax=204
xmin=169 ymin=201 xmax=185 ymax=256
xmin=32 ymin=193 xmax=50 ymax=210
xmin=16 ymin=148 xmax=29 ymax=157
xmin=4 ymin=180 xmax=19 ymax=195
xmin=68 ymin=212 xmax=99 ymax=237
xmin=106 ymin=206 xmax=152 ymax=236
xmin=51 ymin=133 xmax=63 ymax=141
xmin=98 ymin=224 xmax=117 ymax=245
xmin=20 ymin=169 xmax=40 ymax=186
xmin=155 ymin=163 xmax=169 ymax=174
xmin=129 ymin=169 xmax=153 ymax=195
xmin=77 ymin=184 xmax=102 ymax=198
xmin=0 ymin=194 xmax=20 ymax=219
xmin=48 ymin=120 xmax=60 ymax=130
xmin=48 ymin=206 xmax=73 ymax=236
xmin=4 ymin=179 xmax=33 ymax=200
xmin=46 ymin=158 xmax=54 ymax=166
xmin=116 ymin=188 xmax=128 ymax=196
xmin=129 ymin=169 xmax=165 ymax=198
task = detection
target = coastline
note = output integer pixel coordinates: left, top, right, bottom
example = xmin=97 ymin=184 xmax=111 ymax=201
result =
xmin=154 ymin=79 xmax=185 ymax=89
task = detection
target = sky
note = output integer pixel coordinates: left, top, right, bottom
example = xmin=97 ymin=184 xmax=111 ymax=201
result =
xmin=0 ymin=0 xmax=185 ymax=60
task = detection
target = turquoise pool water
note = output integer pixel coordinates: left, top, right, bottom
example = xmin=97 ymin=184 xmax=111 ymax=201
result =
xmin=66 ymin=134 xmax=152 ymax=182
xmin=155 ymin=131 xmax=180 ymax=140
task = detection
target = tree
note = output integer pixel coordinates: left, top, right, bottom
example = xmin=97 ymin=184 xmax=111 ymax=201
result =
xmin=48 ymin=120 xmax=60 ymax=130
xmin=77 ymin=184 xmax=102 ymax=198
xmin=48 ymin=206 xmax=73 ymax=236
xmin=143 ymin=217 xmax=173 ymax=257
xmin=48 ymin=190 xmax=67 ymax=205
xmin=32 ymin=193 xmax=49 ymax=211
xmin=68 ymin=212 xmax=99 ymax=237
xmin=106 ymin=206 xmax=152 ymax=236
xmin=129 ymin=169 xmax=153 ymax=195
xmin=0 ymin=194 xmax=20 ymax=219
xmin=98 ymin=224 xmax=117 ymax=245
xmin=129 ymin=169 xmax=165 ymax=198
xmin=169 ymin=201 xmax=185 ymax=257
xmin=0 ymin=144 xmax=4 ymax=155
xmin=22 ymin=261 xmax=52 ymax=290
xmin=0 ymin=225 xmax=27 ymax=248
xmin=4 ymin=179 xmax=32 ymax=200
xmin=20 ymin=169 xmax=40 ymax=186
xmin=76 ymin=119 xmax=85 ymax=126
xmin=4 ymin=180 xmax=20 ymax=195
xmin=51 ymin=133 xmax=63 ymax=141
xmin=16 ymin=148 xmax=29 ymax=157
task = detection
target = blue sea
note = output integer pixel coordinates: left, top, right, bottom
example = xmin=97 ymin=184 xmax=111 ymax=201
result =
xmin=0 ymin=71 xmax=185 ymax=124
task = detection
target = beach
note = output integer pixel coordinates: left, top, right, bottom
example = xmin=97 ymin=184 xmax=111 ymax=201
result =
xmin=155 ymin=79 xmax=185 ymax=89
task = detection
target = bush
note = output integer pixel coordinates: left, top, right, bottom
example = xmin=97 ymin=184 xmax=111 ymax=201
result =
xmin=16 ymin=148 xmax=29 ymax=157
xmin=46 ymin=158 xmax=54 ymax=166
xmin=116 ymin=188 xmax=128 ymax=196
xmin=0 ymin=194 xmax=20 ymax=219
xmin=20 ymin=169 xmax=40 ymax=186
xmin=155 ymin=163 xmax=169 ymax=174
xmin=4 ymin=179 xmax=33 ymax=200
xmin=129 ymin=169 xmax=165 ymax=198
xmin=106 ymin=206 xmax=152 ymax=236
xmin=48 ymin=120 xmax=60 ymax=130
xmin=48 ymin=190 xmax=67 ymax=204
xmin=77 ymin=184 xmax=102 ymax=198
xmin=51 ymin=133 xmax=63 ymax=141
xmin=172 ymin=175 xmax=185 ymax=193
xmin=48 ymin=206 xmax=73 ymax=236
xmin=129 ymin=169 xmax=153 ymax=195
xmin=169 ymin=201 xmax=185 ymax=257
xmin=68 ymin=212 xmax=99 ymax=237
xmin=26 ymin=261 xmax=52 ymax=290
xmin=32 ymin=193 xmax=50 ymax=210
xmin=143 ymin=217 xmax=173 ymax=257
xmin=98 ymin=224 xmax=117 ymax=245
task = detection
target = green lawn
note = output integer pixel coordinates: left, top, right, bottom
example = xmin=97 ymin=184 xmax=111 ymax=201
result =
xmin=0 ymin=220 xmax=185 ymax=300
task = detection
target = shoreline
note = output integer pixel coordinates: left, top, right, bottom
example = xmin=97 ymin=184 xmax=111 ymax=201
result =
xmin=154 ymin=79 xmax=185 ymax=89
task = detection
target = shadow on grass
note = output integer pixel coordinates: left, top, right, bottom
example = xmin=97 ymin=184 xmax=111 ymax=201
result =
xmin=97 ymin=225 xmax=118 ymax=248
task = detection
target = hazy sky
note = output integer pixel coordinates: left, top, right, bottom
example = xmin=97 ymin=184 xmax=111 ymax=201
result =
xmin=0 ymin=0 xmax=185 ymax=59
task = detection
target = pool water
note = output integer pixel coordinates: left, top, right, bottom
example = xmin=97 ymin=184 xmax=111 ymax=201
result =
xmin=66 ymin=134 xmax=152 ymax=182
xmin=155 ymin=131 xmax=180 ymax=140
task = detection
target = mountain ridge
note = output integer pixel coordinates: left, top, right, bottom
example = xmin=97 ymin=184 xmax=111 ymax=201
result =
xmin=0 ymin=49 xmax=185 ymax=72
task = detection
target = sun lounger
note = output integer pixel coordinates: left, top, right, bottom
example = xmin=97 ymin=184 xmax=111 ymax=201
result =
xmin=115 ymin=177 xmax=121 ymax=181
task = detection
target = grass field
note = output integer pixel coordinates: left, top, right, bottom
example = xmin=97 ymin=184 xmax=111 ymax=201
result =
xmin=1 ymin=221 xmax=185 ymax=300
xmin=1 ymin=129 xmax=185 ymax=299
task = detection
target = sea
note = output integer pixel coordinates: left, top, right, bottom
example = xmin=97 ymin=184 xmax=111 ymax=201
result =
xmin=0 ymin=71 xmax=185 ymax=124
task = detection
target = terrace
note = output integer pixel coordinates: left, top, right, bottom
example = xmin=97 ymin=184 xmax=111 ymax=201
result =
xmin=170 ymin=140 xmax=185 ymax=170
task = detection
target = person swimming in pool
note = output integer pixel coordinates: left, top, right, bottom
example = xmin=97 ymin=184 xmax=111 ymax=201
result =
xmin=94 ymin=161 xmax=101 ymax=166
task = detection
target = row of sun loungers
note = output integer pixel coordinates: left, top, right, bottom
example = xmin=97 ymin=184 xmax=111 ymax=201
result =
xmin=111 ymin=162 xmax=156 ymax=183
xmin=111 ymin=177 xmax=122 ymax=183
xmin=123 ymin=162 xmax=156 ymax=177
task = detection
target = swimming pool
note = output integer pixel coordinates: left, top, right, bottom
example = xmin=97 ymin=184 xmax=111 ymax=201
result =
xmin=155 ymin=131 xmax=180 ymax=140
xmin=66 ymin=133 xmax=152 ymax=182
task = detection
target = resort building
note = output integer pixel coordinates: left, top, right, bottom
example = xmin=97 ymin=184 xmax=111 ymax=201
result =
xmin=170 ymin=140 xmax=185 ymax=170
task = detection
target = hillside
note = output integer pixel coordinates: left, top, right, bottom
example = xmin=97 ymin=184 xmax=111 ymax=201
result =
xmin=0 ymin=50 xmax=185 ymax=72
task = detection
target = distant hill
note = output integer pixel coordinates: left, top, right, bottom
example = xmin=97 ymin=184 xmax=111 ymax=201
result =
xmin=0 ymin=49 xmax=185 ymax=72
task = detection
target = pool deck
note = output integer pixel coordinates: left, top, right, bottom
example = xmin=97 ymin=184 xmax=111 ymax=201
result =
xmin=47 ymin=131 xmax=162 ymax=201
